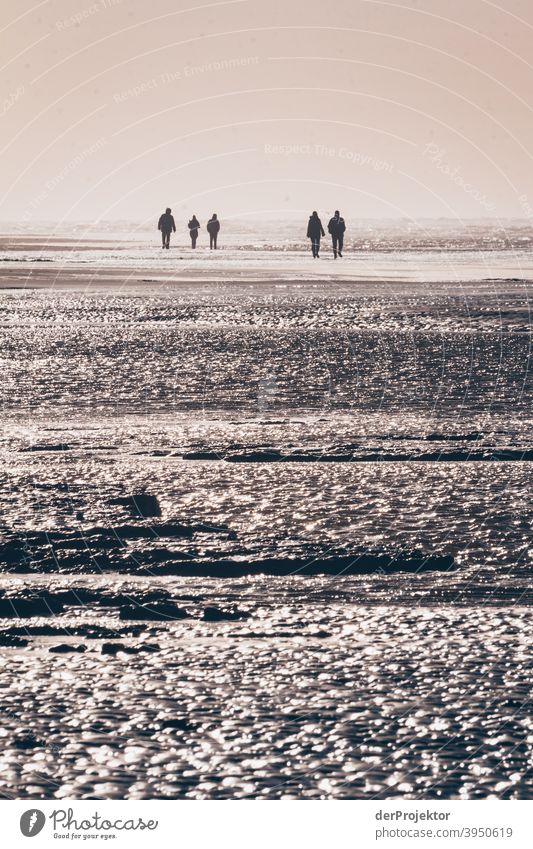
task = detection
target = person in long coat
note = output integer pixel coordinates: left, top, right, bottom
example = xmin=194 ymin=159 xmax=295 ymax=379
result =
xmin=307 ymin=211 xmax=325 ymax=258
xmin=188 ymin=215 xmax=200 ymax=248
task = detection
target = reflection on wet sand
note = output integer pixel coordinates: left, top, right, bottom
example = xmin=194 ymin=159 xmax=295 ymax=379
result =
xmin=0 ymin=266 xmax=531 ymax=799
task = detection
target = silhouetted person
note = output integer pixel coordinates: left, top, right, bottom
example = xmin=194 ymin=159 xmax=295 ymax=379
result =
xmin=307 ymin=211 xmax=325 ymax=258
xmin=207 ymin=213 xmax=220 ymax=249
xmin=158 ymin=207 xmax=176 ymax=249
xmin=188 ymin=215 xmax=200 ymax=249
xmin=328 ymin=210 xmax=346 ymax=258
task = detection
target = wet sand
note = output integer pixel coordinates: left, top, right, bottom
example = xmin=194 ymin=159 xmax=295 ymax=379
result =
xmin=0 ymin=596 xmax=530 ymax=800
xmin=0 ymin=253 xmax=531 ymax=799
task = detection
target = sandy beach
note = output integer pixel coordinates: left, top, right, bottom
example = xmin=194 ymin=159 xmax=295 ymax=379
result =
xmin=0 ymin=227 xmax=531 ymax=799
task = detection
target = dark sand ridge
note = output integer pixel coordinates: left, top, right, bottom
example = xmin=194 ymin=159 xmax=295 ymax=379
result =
xmin=0 ymin=263 xmax=412 ymax=290
xmin=1 ymin=264 xmax=532 ymax=294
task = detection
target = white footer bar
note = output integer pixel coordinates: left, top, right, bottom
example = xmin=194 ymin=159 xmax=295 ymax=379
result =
xmin=2 ymin=799 xmax=530 ymax=848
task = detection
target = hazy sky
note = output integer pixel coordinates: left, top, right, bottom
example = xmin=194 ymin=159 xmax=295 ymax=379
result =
xmin=1 ymin=0 xmax=533 ymax=222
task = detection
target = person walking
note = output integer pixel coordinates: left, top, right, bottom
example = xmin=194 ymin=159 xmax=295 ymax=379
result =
xmin=327 ymin=210 xmax=346 ymax=258
xmin=188 ymin=215 xmax=200 ymax=249
xmin=207 ymin=213 xmax=220 ymax=249
xmin=158 ymin=207 xmax=176 ymax=249
xmin=307 ymin=211 xmax=325 ymax=258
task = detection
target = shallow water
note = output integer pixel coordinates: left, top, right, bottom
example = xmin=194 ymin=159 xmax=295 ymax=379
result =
xmin=0 ymin=233 xmax=531 ymax=799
